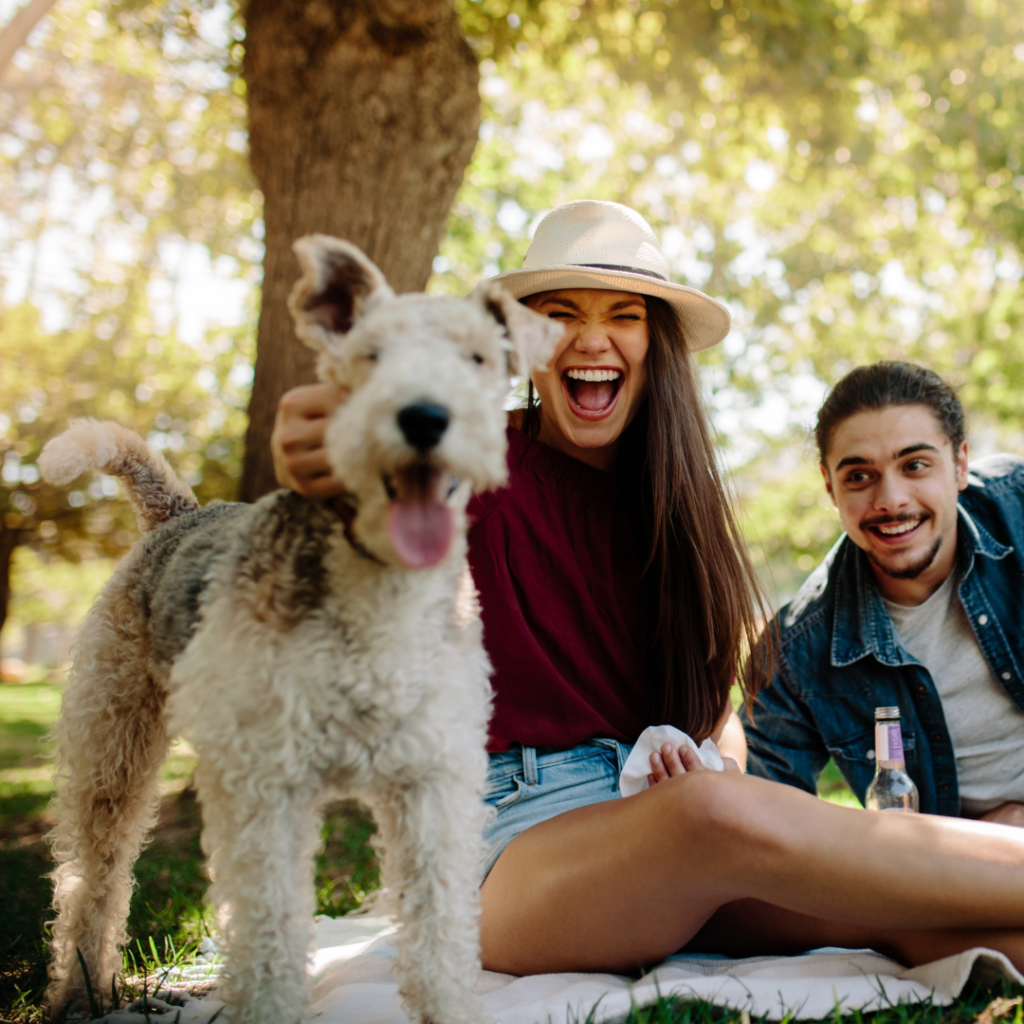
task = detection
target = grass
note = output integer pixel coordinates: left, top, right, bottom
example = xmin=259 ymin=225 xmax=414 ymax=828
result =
xmin=0 ymin=680 xmax=380 ymax=1022
xmin=1 ymin=679 xmax=1019 ymax=1023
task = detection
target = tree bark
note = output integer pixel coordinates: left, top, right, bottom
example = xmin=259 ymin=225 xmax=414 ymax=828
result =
xmin=0 ymin=524 xmax=22 ymax=657
xmin=240 ymin=0 xmax=480 ymax=501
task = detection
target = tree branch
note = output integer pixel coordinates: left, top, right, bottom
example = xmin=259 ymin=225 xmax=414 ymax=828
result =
xmin=0 ymin=0 xmax=60 ymax=83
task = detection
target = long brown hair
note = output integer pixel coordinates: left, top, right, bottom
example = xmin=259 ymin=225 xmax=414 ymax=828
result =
xmin=523 ymin=295 xmax=767 ymax=739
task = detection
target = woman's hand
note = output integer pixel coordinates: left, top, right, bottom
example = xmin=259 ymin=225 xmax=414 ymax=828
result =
xmin=271 ymin=382 xmax=349 ymax=499
xmin=647 ymin=742 xmax=742 ymax=786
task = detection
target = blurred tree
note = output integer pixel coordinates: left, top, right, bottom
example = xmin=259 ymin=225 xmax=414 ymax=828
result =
xmin=0 ymin=0 xmax=257 ymax=646
xmin=0 ymin=302 xmax=253 ymax=644
xmin=5 ymin=0 xmax=1024 ymax=603
xmin=442 ymin=0 xmax=1024 ymax=595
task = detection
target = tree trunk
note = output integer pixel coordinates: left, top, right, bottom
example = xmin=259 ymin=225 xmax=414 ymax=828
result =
xmin=239 ymin=0 xmax=480 ymax=501
xmin=0 ymin=523 xmax=22 ymax=658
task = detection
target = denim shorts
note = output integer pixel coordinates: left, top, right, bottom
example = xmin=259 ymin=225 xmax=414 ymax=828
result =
xmin=481 ymin=739 xmax=632 ymax=882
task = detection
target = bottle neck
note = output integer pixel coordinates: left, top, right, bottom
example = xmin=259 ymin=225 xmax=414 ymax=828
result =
xmin=875 ymin=721 xmax=906 ymax=769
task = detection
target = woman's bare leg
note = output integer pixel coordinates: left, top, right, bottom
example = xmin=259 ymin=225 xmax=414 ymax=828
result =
xmin=479 ymin=770 xmax=1024 ymax=975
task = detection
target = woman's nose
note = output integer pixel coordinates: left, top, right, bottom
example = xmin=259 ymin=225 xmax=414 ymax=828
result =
xmin=573 ymin=319 xmax=612 ymax=354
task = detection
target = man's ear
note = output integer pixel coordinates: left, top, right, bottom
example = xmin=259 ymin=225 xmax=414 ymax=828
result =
xmin=820 ymin=462 xmax=836 ymax=504
xmin=288 ymin=236 xmax=394 ymax=354
xmin=956 ymin=440 xmax=969 ymax=491
xmin=471 ymin=282 xmax=563 ymax=376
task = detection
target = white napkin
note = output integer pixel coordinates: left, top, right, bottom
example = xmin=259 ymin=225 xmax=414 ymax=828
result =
xmin=619 ymin=724 xmax=724 ymax=797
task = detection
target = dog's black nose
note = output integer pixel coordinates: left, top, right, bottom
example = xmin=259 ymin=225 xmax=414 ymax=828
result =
xmin=398 ymin=403 xmax=450 ymax=452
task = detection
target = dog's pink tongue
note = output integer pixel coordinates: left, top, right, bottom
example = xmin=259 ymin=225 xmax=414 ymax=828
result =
xmin=388 ymin=499 xmax=454 ymax=568
xmin=574 ymin=381 xmax=615 ymax=411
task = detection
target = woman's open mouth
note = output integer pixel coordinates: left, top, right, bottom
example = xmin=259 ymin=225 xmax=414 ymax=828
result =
xmin=561 ymin=367 xmax=623 ymax=420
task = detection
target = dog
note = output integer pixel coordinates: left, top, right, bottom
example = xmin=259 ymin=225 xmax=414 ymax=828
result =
xmin=38 ymin=236 xmax=560 ymax=1024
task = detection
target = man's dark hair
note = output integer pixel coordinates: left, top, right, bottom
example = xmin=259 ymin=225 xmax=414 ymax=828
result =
xmin=815 ymin=361 xmax=966 ymax=465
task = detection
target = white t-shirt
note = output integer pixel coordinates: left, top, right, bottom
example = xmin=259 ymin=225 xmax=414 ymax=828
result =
xmin=882 ymin=571 xmax=1024 ymax=815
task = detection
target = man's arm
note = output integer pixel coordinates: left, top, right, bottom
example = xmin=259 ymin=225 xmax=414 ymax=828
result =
xmin=740 ymin=630 xmax=833 ymax=795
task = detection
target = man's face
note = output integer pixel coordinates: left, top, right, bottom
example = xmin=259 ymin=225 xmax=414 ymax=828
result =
xmin=821 ymin=404 xmax=968 ymax=595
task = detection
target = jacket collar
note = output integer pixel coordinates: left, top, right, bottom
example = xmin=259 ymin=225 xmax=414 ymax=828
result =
xmin=830 ymin=505 xmax=1011 ymax=668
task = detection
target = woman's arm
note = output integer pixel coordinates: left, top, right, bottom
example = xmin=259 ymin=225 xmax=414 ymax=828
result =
xmin=270 ymin=382 xmax=349 ymax=498
xmin=711 ymin=702 xmax=747 ymax=773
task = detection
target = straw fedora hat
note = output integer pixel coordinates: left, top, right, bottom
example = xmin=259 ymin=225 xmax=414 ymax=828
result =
xmin=490 ymin=200 xmax=730 ymax=352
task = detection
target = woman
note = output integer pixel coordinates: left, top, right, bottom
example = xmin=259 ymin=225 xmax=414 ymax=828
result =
xmin=272 ymin=201 xmax=1024 ymax=974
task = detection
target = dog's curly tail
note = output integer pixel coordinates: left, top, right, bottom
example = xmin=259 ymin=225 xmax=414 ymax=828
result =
xmin=39 ymin=419 xmax=199 ymax=532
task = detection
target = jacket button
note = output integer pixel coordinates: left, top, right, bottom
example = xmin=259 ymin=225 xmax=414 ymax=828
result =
xmin=1003 ymin=672 xmax=1012 ymax=681
xmin=934 ymin=733 xmax=941 ymax=740
xmin=978 ymin=614 xmax=989 ymax=626
xmin=918 ymin=684 xmax=925 ymax=691
xmin=944 ymin=784 xmax=950 ymax=790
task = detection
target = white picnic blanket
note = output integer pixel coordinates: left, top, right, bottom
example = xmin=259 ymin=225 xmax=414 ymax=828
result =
xmin=309 ymin=915 xmax=1023 ymax=1022
xmin=96 ymin=914 xmax=1024 ymax=1023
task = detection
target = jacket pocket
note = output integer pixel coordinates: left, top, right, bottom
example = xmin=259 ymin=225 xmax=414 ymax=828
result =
xmin=827 ymin=729 xmax=918 ymax=792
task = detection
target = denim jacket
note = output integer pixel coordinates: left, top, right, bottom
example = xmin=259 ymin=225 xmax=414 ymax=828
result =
xmin=741 ymin=453 xmax=1024 ymax=816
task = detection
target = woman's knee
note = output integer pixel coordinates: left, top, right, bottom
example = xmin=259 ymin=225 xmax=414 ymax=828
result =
xmin=651 ymin=771 xmax=791 ymax=857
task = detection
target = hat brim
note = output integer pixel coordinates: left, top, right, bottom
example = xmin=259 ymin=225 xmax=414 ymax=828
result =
xmin=489 ymin=265 xmax=731 ymax=352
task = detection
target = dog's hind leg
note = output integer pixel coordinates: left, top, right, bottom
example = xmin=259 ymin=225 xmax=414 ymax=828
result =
xmin=374 ymin=769 xmax=490 ymax=1024
xmin=45 ymin=586 xmax=169 ymax=1017
xmin=195 ymin=759 xmax=321 ymax=1024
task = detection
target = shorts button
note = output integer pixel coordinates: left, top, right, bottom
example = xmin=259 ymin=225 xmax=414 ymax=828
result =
xmin=978 ymin=614 xmax=989 ymax=626
xmin=1003 ymin=672 xmax=1012 ymax=681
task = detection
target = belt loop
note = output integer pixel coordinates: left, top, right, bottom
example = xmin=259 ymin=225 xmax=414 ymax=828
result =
xmin=614 ymin=740 xmax=629 ymax=777
xmin=522 ymin=744 xmax=538 ymax=785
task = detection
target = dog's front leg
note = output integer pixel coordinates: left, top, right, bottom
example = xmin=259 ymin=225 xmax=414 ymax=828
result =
xmin=195 ymin=759 xmax=321 ymax=1024
xmin=375 ymin=771 xmax=489 ymax=1024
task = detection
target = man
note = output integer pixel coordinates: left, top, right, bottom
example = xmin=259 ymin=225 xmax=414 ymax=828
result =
xmin=742 ymin=361 xmax=1024 ymax=824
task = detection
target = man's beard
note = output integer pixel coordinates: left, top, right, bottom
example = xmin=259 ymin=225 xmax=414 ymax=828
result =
xmin=866 ymin=537 xmax=943 ymax=580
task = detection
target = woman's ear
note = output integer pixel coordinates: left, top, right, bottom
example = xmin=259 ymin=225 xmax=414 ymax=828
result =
xmin=472 ymin=282 xmax=563 ymax=377
xmin=288 ymin=236 xmax=394 ymax=355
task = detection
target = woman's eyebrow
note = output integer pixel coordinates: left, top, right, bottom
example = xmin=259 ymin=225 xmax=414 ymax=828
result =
xmin=538 ymin=298 xmax=581 ymax=310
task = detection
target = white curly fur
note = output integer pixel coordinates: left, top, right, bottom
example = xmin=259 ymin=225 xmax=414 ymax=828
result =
xmin=39 ymin=419 xmax=198 ymax=531
xmin=42 ymin=238 xmax=562 ymax=1024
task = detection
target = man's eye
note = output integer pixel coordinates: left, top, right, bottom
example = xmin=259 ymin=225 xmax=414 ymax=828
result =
xmin=905 ymin=459 xmax=926 ymax=471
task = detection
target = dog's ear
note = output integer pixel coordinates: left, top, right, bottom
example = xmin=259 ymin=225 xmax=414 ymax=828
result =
xmin=472 ymin=283 xmax=563 ymax=376
xmin=288 ymin=236 xmax=394 ymax=353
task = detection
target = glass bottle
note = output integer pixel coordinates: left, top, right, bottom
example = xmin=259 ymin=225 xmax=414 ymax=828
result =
xmin=865 ymin=707 xmax=919 ymax=813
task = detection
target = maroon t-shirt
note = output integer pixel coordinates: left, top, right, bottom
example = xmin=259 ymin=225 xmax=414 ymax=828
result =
xmin=468 ymin=426 xmax=650 ymax=752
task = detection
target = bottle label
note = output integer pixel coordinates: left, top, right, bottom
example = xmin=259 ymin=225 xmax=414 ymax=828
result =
xmin=876 ymin=722 xmax=904 ymax=763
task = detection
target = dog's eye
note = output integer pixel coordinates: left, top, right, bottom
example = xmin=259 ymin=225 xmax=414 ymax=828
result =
xmin=364 ymin=351 xmax=378 ymax=362
xmin=470 ymin=353 xmax=485 ymax=365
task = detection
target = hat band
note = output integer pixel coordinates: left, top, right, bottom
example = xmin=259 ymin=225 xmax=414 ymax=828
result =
xmin=575 ymin=263 xmax=667 ymax=282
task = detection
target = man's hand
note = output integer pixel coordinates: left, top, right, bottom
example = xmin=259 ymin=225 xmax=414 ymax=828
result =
xmin=271 ymin=383 xmax=349 ymax=499
xmin=980 ymin=802 xmax=1024 ymax=828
